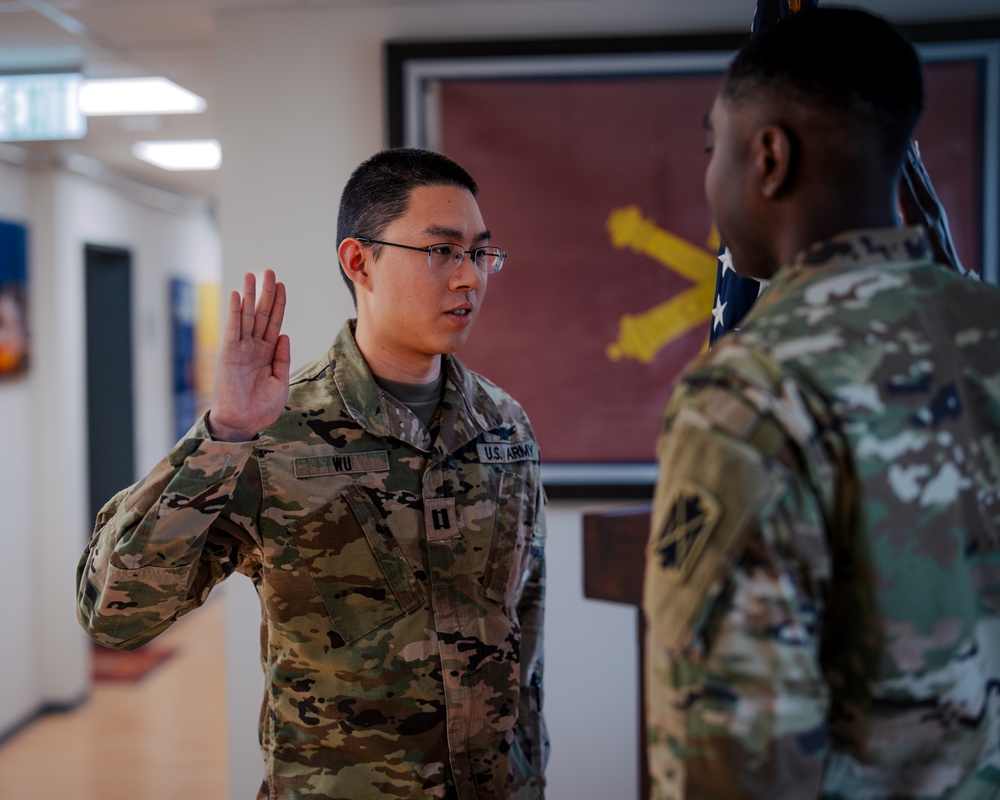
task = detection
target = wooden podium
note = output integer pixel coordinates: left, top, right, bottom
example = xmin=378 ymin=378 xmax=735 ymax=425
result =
xmin=582 ymin=504 xmax=653 ymax=800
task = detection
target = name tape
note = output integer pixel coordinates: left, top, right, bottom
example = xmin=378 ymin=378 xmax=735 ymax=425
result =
xmin=294 ymin=450 xmax=390 ymax=477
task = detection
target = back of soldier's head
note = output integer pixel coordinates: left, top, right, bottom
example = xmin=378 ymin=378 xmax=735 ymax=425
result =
xmin=723 ymin=7 xmax=923 ymax=170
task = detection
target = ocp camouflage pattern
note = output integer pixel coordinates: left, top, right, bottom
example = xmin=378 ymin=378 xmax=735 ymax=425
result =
xmin=78 ymin=320 xmax=548 ymax=800
xmin=644 ymin=227 xmax=1000 ymax=799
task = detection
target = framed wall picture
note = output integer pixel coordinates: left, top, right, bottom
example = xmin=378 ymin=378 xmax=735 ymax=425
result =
xmin=387 ymin=23 xmax=1000 ymax=497
xmin=0 ymin=219 xmax=29 ymax=379
xmin=170 ymin=277 xmax=197 ymax=441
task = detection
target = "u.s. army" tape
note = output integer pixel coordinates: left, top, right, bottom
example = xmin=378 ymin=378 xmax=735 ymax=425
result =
xmin=476 ymin=441 xmax=537 ymax=463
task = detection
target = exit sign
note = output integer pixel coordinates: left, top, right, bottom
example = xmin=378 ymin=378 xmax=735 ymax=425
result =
xmin=0 ymin=73 xmax=86 ymax=141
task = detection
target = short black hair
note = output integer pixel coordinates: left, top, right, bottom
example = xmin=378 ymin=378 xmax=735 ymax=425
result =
xmin=723 ymin=7 xmax=923 ymax=168
xmin=336 ymin=147 xmax=479 ymax=302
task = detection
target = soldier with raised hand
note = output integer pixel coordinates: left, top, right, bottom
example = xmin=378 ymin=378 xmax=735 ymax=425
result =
xmin=643 ymin=8 xmax=1000 ymax=799
xmin=78 ymin=148 xmax=548 ymax=800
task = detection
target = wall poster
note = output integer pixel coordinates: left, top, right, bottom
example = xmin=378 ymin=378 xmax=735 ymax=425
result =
xmin=388 ymin=25 xmax=1000 ymax=496
xmin=0 ymin=219 xmax=29 ymax=379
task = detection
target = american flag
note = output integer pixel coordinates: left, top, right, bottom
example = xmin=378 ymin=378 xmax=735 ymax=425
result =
xmin=709 ymin=0 xmax=818 ymax=348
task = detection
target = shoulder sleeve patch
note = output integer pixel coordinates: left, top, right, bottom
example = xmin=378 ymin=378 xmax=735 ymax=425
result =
xmin=644 ymin=399 xmax=787 ymax=653
xmin=652 ymin=479 xmax=721 ymax=583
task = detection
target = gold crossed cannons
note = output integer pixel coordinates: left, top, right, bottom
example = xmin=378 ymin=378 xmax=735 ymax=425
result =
xmin=605 ymin=206 xmax=717 ymax=364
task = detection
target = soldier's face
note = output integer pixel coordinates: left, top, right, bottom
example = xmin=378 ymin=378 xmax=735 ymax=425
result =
xmin=704 ymin=92 xmax=774 ymax=281
xmin=363 ymin=184 xmax=489 ymax=365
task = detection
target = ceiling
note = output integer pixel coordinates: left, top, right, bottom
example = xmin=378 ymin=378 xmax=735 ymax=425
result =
xmin=0 ymin=0 xmax=320 ymax=204
xmin=2 ymin=0 xmax=999 ymax=207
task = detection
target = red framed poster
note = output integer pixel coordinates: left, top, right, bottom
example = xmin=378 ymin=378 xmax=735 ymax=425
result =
xmin=388 ymin=25 xmax=1000 ymax=496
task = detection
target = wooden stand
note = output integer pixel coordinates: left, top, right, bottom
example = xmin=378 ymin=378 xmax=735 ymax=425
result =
xmin=582 ymin=504 xmax=653 ymax=800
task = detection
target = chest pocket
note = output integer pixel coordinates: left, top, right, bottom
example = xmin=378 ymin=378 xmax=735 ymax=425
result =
xmin=287 ymin=484 xmax=424 ymax=645
xmin=482 ymin=471 xmax=535 ymax=607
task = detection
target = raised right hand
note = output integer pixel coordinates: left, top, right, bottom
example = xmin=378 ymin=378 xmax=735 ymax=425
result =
xmin=206 ymin=269 xmax=291 ymax=442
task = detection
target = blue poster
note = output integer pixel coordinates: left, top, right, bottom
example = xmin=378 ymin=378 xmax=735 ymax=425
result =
xmin=0 ymin=219 xmax=29 ymax=378
xmin=170 ymin=277 xmax=196 ymax=440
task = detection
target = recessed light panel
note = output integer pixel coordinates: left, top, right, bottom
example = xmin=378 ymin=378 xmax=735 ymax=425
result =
xmin=132 ymin=139 xmax=221 ymax=171
xmin=80 ymin=78 xmax=206 ymax=116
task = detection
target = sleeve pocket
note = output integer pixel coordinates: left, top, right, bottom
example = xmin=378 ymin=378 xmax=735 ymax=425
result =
xmin=287 ymin=484 xmax=424 ymax=645
xmin=482 ymin=472 xmax=533 ymax=606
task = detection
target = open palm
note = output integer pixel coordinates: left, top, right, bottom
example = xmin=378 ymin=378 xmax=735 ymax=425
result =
xmin=207 ymin=269 xmax=291 ymax=442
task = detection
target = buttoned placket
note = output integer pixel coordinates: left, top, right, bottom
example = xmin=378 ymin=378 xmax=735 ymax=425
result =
xmin=375 ymin=386 xmax=494 ymax=799
xmin=422 ymin=450 xmax=476 ymax=797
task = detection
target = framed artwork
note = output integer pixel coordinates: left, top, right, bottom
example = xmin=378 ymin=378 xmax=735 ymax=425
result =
xmin=0 ymin=219 xmax=29 ymax=379
xmin=170 ymin=277 xmax=221 ymax=440
xmin=387 ymin=23 xmax=1000 ymax=497
xmin=170 ymin=277 xmax=197 ymax=441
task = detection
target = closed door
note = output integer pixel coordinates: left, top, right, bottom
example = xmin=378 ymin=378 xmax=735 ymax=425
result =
xmin=85 ymin=244 xmax=135 ymax=528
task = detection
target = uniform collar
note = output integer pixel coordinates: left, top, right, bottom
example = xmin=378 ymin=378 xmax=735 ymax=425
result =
xmin=331 ymin=320 xmax=502 ymax=454
xmin=788 ymin=226 xmax=930 ymax=272
xmin=756 ymin=226 xmax=931 ymax=302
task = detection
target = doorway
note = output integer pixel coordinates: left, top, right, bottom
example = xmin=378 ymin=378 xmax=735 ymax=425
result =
xmin=84 ymin=244 xmax=135 ymax=527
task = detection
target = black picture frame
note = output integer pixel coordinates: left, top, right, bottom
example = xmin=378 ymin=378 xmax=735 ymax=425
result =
xmin=386 ymin=21 xmax=1000 ymax=500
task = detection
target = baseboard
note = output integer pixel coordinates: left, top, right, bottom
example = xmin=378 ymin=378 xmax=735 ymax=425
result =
xmin=0 ymin=692 xmax=88 ymax=748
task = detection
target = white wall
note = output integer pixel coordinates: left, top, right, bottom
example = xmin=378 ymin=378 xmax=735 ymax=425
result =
xmin=210 ymin=1 xmax=999 ymax=797
xmin=0 ymin=159 xmax=38 ymax=736
xmin=0 ymin=160 xmax=220 ymax=738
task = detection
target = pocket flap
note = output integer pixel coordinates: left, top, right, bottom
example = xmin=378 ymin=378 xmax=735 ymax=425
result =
xmin=288 ymin=486 xmax=423 ymax=644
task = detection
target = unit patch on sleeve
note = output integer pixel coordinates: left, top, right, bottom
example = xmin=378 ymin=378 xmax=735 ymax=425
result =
xmin=654 ymin=479 xmax=721 ymax=583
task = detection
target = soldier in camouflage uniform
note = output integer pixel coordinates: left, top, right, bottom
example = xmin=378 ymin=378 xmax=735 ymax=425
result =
xmin=77 ymin=148 xmax=548 ymax=799
xmin=643 ymin=9 xmax=1000 ymax=799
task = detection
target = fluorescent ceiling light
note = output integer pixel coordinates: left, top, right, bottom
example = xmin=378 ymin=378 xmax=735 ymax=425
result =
xmin=133 ymin=139 xmax=221 ymax=171
xmin=80 ymin=77 xmax=206 ymax=116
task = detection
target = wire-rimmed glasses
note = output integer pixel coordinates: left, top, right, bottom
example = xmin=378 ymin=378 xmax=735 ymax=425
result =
xmin=356 ymin=237 xmax=506 ymax=274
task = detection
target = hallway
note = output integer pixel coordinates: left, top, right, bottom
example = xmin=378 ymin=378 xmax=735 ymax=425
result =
xmin=0 ymin=596 xmax=230 ymax=800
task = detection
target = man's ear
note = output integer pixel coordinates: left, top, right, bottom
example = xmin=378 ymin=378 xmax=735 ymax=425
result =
xmin=754 ymin=123 xmax=796 ymax=200
xmin=338 ymin=238 xmax=372 ymax=293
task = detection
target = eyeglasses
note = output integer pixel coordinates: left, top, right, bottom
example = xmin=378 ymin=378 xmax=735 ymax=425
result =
xmin=356 ymin=237 xmax=506 ymax=274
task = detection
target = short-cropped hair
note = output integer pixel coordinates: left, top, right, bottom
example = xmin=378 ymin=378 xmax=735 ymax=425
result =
xmin=723 ymin=7 xmax=923 ymax=166
xmin=336 ymin=148 xmax=479 ymax=301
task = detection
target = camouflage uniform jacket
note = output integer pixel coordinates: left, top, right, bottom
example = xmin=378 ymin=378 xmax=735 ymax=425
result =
xmin=78 ymin=320 xmax=549 ymax=800
xmin=643 ymin=227 xmax=1000 ymax=799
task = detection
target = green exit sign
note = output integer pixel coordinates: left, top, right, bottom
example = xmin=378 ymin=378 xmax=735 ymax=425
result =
xmin=0 ymin=73 xmax=86 ymax=141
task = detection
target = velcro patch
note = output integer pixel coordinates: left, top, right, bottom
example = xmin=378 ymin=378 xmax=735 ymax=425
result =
xmin=294 ymin=451 xmax=389 ymax=478
xmin=653 ymin=479 xmax=721 ymax=583
xmin=477 ymin=441 xmax=537 ymax=463
xmin=424 ymin=497 xmax=460 ymax=541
